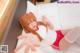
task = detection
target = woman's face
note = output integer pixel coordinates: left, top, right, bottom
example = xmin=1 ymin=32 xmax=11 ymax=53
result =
xmin=28 ymin=21 xmax=39 ymax=31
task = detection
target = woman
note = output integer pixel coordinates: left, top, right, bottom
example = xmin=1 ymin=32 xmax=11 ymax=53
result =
xmin=15 ymin=12 xmax=80 ymax=53
xmin=14 ymin=12 xmax=54 ymax=53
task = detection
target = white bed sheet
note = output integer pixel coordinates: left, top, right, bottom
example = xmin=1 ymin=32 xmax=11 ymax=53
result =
xmin=36 ymin=2 xmax=80 ymax=53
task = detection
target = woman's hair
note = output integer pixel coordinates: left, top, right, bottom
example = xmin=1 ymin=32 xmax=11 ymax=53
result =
xmin=19 ymin=12 xmax=47 ymax=41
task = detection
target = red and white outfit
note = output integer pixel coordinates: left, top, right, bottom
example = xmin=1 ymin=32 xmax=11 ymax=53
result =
xmin=36 ymin=26 xmax=64 ymax=50
xmin=52 ymin=30 xmax=64 ymax=49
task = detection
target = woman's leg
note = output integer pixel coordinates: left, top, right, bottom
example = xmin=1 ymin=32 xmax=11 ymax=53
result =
xmin=59 ymin=27 xmax=80 ymax=50
xmin=61 ymin=29 xmax=71 ymax=36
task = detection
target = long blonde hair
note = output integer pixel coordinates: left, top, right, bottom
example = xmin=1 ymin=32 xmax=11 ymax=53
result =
xmin=19 ymin=12 xmax=48 ymax=41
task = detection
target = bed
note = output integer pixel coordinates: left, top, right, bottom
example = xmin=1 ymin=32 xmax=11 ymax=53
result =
xmin=1 ymin=0 xmax=80 ymax=53
xmin=36 ymin=1 xmax=80 ymax=53
xmin=36 ymin=2 xmax=80 ymax=53
xmin=16 ymin=1 xmax=80 ymax=53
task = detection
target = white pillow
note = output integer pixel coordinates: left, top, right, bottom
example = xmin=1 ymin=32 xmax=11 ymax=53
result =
xmin=26 ymin=1 xmax=42 ymax=21
xmin=36 ymin=3 xmax=62 ymax=30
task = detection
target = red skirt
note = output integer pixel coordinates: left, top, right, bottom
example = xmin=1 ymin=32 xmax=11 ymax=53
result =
xmin=51 ymin=30 xmax=64 ymax=50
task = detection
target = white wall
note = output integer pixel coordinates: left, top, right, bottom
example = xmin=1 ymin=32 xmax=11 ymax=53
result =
xmin=58 ymin=3 xmax=80 ymax=29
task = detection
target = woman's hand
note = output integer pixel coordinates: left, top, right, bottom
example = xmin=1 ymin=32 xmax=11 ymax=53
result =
xmin=18 ymin=33 xmax=41 ymax=46
xmin=14 ymin=32 xmax=41 ymax=53
xmin=26 ymin=33 xmax=41 ymax=48
xmin=42 ymin=16 xmax=54 ymax=30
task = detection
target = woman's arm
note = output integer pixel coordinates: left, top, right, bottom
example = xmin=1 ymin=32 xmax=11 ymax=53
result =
xmin=41 ymin=16 xmax=54 ymax=30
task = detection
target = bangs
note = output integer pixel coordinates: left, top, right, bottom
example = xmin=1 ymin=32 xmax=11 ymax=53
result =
xmin=20 ymin=12 xmax=37 ymax=25
xmin=26 ymin=12 xmax=37 ymax=24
